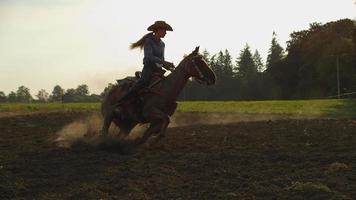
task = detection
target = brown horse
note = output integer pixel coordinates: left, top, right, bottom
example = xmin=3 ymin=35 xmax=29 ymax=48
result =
xmin=101 ymin=46 xmax=216 ymax=145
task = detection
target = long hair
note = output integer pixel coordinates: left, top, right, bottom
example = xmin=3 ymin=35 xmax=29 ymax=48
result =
xmin=130 ymin=32 xmax=153 ymax=50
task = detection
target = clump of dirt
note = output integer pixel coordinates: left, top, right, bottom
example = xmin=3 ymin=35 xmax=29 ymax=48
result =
xmin=325 ymin=162 xmax=351 ymax=175
xmin=286 ymin=181 xmax=332 ymax=193
xmin=284 ymin=181 xmax=352 ymax=199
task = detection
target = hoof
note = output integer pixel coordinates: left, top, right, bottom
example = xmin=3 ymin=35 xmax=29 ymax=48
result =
xmin=154 ymin=134 xmax=165 ymax=142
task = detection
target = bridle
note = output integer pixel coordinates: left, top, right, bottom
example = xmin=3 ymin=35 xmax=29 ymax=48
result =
xmin=190 ymin=55 xmax=207 ymax=84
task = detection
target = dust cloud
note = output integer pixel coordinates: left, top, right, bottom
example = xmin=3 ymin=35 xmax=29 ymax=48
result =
xmin=169 ymin=112 xmax=317 ymax=127
xmin=55 ymin=112 xmax=316 ymax=148
xmin=55 ymin=114 xmax=102 ymax=148
xmin=54 ymin=114 xmax=147 ymax=148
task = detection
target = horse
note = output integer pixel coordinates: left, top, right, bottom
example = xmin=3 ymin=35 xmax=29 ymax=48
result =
xmin=101 ymin=46 xmax=216 ymax=145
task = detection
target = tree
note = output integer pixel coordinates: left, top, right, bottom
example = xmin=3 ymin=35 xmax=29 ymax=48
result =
xmin=16 ymin=86 xmax=32 ymax=102
xmin=253 ymin=50 xmax=265 ymax=72
xmin=211 ymin=50 xmax=235 ymax=87
xmin=209 ymin=54 xmax=220 ymax=79
xmin=283 ymin=19 xmax=356 ymax=98
xmin=266 ymin=32 xmax=284 ymax=71
xmin=101 ymin=83 xmax=115 ymax=97
xmin=51 ymin=85 xmax=64 ymax=101
xmin=235 ymin=44 xmax=260 ymax=99
xmin=62 ymin=88 xmax=76 ymax=102
xmin=7 ymin=91 xmax=17 ymax=102
xmin=63 ymin=87 xmax=101 ymax=102
xmin=65 ymin=88 xmax=76 ymax=96
xmin=222 ymin=49 xmax=234 ymax=78
xmin=235 ymin=44 xmax=256 ymax=78
xmin=215 ymin=50 xmax=234 ymax=79
xmin=0 ymin=91 xmax=6 ymax=102
xmin=202 ymin=49 xmax=210 ymax=62
xmin=36 ymin=89 xmax=49 ymax=102
xmin=75 ymin=84 xmax=89 ymax=96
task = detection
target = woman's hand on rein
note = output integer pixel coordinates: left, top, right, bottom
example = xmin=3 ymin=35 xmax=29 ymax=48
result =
xmin=163 ymin=61 xmax=175 ymax=71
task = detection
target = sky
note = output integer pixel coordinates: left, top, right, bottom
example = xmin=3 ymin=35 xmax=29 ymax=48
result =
xmin=0 ymin=0 xmax=355 ymax=96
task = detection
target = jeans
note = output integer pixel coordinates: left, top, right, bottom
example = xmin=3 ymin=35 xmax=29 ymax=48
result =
xmin=118 ymin=62 xmax=157 ymax=103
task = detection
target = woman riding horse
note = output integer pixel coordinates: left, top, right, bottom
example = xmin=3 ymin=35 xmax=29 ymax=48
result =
xmin=101 ymin=46 xmax=216 ymax=145
xmin=102 ymin=20 xmax=175 ymax=135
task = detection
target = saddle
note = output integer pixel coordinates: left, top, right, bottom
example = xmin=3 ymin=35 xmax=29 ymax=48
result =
xmin=116 ymin=71 xmax=162 ymax=88
xmin=115 ymin=70 xmax=165 ymax=117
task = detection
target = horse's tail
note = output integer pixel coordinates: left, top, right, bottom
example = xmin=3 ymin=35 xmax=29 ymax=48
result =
xmin=101 ymin=84 xmax=123 ymax=117
xmin=101 ymin=78 xmax=138 ymax=117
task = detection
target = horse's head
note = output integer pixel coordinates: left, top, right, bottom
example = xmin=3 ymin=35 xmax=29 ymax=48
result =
xmin=184 ymin=46 xmax=216 ymax=85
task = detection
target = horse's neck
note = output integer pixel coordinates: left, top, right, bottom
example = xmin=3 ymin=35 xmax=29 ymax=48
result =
xmin=161 ymin=60 xmax=190 ymax=102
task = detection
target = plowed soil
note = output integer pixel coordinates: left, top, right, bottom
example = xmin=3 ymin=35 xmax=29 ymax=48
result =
xmin=1 ymin=112 xmax=356 ymax=199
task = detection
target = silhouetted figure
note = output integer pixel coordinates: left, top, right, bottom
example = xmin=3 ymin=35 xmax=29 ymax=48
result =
xmin=102 ymin=20 xmax=175 ymax=135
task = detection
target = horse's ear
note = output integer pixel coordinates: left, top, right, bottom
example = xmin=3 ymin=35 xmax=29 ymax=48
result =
xmin=192 ymin=46 xmax=200 ymax=55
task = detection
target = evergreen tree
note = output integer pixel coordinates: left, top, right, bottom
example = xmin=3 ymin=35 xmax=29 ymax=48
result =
xmin=209 ymin=54 xmax=221 ymax=82
xmin=235 ymin=44 xmax=256 ymax=78
xmin=215 ymin=51 xmax=225 ymax=77
xmin=202 ymin=49 xmax=210 ymax=62
xmin=266 ymin=32 xmax=284 ymax=70
xmin=215 ymin=50 xmax=234 ymax=80
xmin=236 ymin=44 xmax=262 ymax=99
xmin=223 ymin=49 xmax=234 ymax=78
xmin=253 ymin=50 xmax=265 ymax=72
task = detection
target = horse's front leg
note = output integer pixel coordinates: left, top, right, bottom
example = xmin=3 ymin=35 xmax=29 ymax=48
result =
xmin=134 ymin=108 xmax=169 ymax=145
xmin=134 ymin=122 xmax=161 ymax=145
xmin=153 ymin=115 xmax=170 ymax=142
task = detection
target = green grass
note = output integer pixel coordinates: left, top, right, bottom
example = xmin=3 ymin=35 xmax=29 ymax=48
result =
xmin=0 ymin=102 xmax=99 ymax=113
xmin=0 ymin=99 xmax=355 ymax=118
xmin=177 ymin=99 xmax=356 ymax=118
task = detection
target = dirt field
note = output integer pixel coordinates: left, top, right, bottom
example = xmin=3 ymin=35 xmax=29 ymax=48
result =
xmin=1 ymin=111 xmax=356 ymax=199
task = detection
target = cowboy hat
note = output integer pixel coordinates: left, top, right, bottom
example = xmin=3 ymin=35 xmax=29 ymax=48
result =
xmin=147 ymin=20 xmax=173 ymax=31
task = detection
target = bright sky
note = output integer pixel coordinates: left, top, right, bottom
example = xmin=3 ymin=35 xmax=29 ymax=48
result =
xmin=0 ymin=0 xmax=355 ymax=96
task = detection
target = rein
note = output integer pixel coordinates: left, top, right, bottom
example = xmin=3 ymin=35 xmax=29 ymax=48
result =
xmin=145 ymin=55 xmax=207 ymax=103
xmin=192 ymin=57 xmax=204 ymax=79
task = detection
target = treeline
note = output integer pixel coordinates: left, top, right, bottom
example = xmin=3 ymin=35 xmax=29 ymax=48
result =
xmin=0 ymin=84 xmax=103 ymax=103
xmin=181 ymin=19 xmax=356 ymax=100
xmin=1 ymin=19 xmax=355 ymax=103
